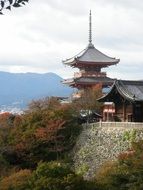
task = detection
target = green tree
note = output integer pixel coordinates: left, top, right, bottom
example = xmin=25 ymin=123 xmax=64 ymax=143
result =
xmin=0 ymin=0 xmax=29 ymax=14
xmin=29 ymin=161 xmax=96 ymax=190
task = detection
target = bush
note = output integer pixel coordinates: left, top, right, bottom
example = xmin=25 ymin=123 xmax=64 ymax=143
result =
xmin=0 ymin=169 xmax=32 ymax=190
xmin=29 ymin=161 xmax=96 ymax=190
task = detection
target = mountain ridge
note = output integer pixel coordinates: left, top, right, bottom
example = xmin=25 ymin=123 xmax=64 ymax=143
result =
xmin=0 ymin=71 xmax=73 ymax=108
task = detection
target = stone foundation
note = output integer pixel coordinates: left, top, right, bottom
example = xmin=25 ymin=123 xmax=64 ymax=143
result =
xmin=72 ymin=122 xmax=143 ymax=179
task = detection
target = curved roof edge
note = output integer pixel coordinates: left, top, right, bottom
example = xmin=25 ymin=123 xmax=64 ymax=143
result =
xmin=97 ymin=80 xmax=116 ymax=102
xmin=63 ymin=44 xmax=120 ymax=66
xmin=98 ymin=80 xmax=143 ymax=102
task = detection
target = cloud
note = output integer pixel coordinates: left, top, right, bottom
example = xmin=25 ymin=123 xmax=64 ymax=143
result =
xmin=0 ymin=0 xmax=142 ymax=80
xmin=95 ymin=0 xmax=143 ymax=11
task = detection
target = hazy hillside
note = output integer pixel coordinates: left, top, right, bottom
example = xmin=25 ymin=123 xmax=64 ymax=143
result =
xmin=0 ymin=72 xmax=73 ymax=108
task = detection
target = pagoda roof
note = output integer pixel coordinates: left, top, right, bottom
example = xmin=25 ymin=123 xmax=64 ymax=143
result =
xmin=63 ymin=76 xmax=114 ymax=86
xmin=63 ymin=43 xmax=120 ymax=66
xmin=74 ymin=76 xmax=114 ymax=83
xmin=98 ymin=80 xmax=143 ymax=102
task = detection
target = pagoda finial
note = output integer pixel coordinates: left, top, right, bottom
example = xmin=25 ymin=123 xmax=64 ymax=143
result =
xmin=88 ymin=10 xmax=94 ymax=47
xmin=89 ymin=10 xmax=93 ymax=47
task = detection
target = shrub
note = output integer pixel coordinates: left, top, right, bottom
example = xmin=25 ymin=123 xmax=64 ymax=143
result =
xmin=0 ymin=169 xmax=32 ymax=190
xmin=29 ymin=161 xmax=96 ymax=190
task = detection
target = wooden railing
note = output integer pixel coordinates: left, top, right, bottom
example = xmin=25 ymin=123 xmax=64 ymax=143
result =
xmin=74 ymin=72 xmax=107 ymax=78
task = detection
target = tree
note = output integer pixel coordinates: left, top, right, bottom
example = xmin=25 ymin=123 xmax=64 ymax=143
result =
xmin=72 ymin=85 xmax=103 ymax=123
xmin=0 ymin=97 xmax=81 ymax=169
xmin=73 ymin=85 xmax=102 ymax=112
xmin=28 ymin=161 xmax=96 ymax=190
xmin=0 ymin=112 xmax=16 ymax=128
xmin=0 ymin=0 xmax=29 ymax=14
xmin=0 ymin=169 xmax=32 ymax=190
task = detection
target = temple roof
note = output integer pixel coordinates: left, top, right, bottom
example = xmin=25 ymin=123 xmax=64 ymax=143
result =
xmin=63 ymin=44 xmax=120 ymax=66
xmin=98 ymin=80 xmax=143 ymax=102
xmin=63 ymin=76 xmax=114 ymax=86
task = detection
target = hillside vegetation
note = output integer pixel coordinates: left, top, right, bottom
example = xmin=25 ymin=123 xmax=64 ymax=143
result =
xmin=0 ymin=94 xmax=143 ymax=189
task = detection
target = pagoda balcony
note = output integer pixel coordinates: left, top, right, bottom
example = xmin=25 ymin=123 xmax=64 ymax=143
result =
xmin=74 ymin=71 xmax=107 ymax=78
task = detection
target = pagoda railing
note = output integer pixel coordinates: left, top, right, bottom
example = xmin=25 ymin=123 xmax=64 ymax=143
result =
xmin=74 ymin=71 xmax=107 ymax=78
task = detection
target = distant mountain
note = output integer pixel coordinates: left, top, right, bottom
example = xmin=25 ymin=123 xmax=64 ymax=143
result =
xmin=0 ymin=72 xmax=73 ymax=109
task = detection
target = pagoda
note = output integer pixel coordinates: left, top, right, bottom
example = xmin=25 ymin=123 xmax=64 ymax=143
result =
xmin=62 ymin=11 xmax=120 ymax=90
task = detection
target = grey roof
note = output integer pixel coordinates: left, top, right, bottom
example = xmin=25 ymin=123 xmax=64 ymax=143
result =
xmin=74 ymin=76 xmax=114 ymax=83
xmin=63 ymin=44 xmax=120 ymax=65
xmin=98 ymin=80 xmax=143 ymax=102
xmin=63 ymin=76 xmax=114 ymax=85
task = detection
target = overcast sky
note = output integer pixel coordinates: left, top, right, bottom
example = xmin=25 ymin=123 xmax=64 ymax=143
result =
xmin=0 ymin=0 xmax=143 ymax=80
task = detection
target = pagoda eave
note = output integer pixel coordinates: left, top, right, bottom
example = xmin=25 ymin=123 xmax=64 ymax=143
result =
xmin=66 ymin=60 xmax=119 ymax=68
xmin=62 ymin=59 xmax=77 ymax=66
xmin=63 ymin=80 xmax=114 ymax=89
xmin=77 ymin=59 xmax=119 ymax=65
xmin=63 ymin=58 xmax=119 ymax=66
xmin=62 ymin=79 xmax=75 ymax=86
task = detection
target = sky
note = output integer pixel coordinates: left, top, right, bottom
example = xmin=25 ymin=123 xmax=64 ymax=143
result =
xmin=0 ymin=0 xmax=143 ymax=80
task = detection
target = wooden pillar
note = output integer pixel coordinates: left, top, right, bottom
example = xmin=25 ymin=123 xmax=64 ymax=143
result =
xmin=123 ymin=100 xmax=126 ymax=122
xmin=132 ymin=103 xmax=135 ymax=122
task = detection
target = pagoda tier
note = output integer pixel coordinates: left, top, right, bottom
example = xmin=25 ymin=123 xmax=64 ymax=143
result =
xmin=74 ymin=71 xmax=107 ymax=78
xmin=63 ymin=43 xmax=120 ymax=68
xmin=63 ymin=76 xmax=114 ymax=89
xmin=62 ymin=43 xmax=119 ymax=89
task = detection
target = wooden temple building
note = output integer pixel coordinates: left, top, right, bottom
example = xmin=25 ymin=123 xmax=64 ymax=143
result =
xmin=98 ymin=80 xmax=143 ymax=122
xmin=62 ymin=11 xmax=120 ymax=92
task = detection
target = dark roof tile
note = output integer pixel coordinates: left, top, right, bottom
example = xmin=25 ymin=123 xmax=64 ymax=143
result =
xmin=98 ymin=80 xmax=143 ymax=102
xmin=63 ymin=44 xmax=120 ymax=65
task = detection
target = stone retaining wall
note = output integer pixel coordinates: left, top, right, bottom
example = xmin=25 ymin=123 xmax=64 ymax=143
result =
xmin=72 ymin=122 xmax=143 ymax=179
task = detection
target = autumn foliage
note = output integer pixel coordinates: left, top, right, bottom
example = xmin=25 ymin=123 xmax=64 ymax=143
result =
xmin=0 ymin=169 xmax=32 ymax=190
xmin=1 ymin=96 xmax=143 ymax=189
xmin=0 ymin=97 xmax=81 ymax=171
xmin=0 ymin=97 xmax=92 ymax=189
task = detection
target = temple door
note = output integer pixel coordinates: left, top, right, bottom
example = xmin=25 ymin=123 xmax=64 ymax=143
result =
xmin=133 ymin=103 xmax=143 ymax=122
